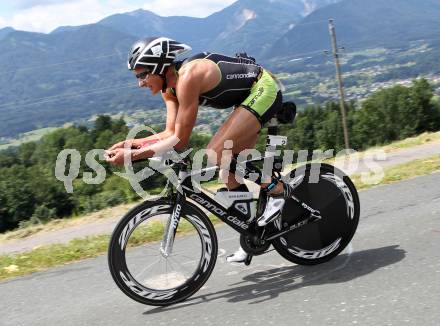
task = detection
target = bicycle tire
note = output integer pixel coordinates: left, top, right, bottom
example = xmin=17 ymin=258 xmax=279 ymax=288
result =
xmin=108 ymin=198 xmax=218 ymax=306
xmin=271 ymin=163 xmax=360 ymax=265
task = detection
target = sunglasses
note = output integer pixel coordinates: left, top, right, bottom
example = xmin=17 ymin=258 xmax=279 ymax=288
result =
xmin=135 ymin=70 xmax=151 ymax=80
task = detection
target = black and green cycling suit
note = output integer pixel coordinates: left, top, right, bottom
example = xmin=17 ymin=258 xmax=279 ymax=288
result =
xmin=172 ymin=52 xmax=283 ymax=126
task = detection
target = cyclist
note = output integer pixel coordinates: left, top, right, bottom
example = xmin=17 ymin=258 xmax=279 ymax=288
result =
xmin=106 ymin=37 xmax=291 ymax=263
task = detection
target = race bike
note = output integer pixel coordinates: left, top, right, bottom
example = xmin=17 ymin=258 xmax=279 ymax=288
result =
xmin=108 ymin=102 xmax=360 ymax=306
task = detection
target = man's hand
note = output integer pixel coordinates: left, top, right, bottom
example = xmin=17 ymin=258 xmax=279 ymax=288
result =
xmin=105 ymin=147 xmax=155 ymax=166
xmin=105 ymin=148 xmax=133 ymax=166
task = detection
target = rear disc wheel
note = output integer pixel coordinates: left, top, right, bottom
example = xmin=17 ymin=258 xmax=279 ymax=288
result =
xmin=272 ymin=163 xmax=360 ymax=265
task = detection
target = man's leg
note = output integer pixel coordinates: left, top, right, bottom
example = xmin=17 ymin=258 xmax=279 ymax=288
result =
xmin=207 ymin=107 xmax=287 ymax=263
xmin=207 ymin=107 xmax=260 ymax=263
xmin=207 ymin=107 xmax=260 ymax=189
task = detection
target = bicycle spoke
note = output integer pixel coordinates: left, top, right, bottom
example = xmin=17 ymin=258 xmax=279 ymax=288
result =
xmin=168 ymin=256 xmax=191 ymax=280
xmin=142 ymin=246 xmax=161 ymax=252
xmin=165 ymin=259 xmax=169 ymax=286
xmin=135 ymin=258 xmax=161 ymax=280
xmin=169 ymin=252 xmax=199 ymax=261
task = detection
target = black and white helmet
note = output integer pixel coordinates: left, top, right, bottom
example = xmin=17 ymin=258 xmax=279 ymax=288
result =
xmin=127 ymin=37 xmax=192 ymax=75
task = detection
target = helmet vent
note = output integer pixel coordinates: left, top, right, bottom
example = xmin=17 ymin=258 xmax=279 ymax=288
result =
xmin=127 ymin=37 xmax=192 ymax=72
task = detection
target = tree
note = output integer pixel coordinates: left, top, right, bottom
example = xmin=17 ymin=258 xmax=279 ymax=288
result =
xmin=0 ymin=166 xmax=36 ymax=231
xmin=94 ymin=130 xmax=114 ymax=150
xmin=409 ymin=78 xmax=439 ymax=133
xmin=316 ymin=102 xmax=344 ymax=151
xmin=0 ymin=148 xmax=18 ymax=168
xmin=28 ymin=166 xmax=75 ymax=217
xmin=94 ymin=115 xmax=113 ymax=134
xmin=18 ymin=141 xmax=37 ymax=166
xmin=352 ymin=79 xmax=439 ymax=149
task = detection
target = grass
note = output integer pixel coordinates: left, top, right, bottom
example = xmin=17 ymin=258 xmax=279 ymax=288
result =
xmin=352 ymin=153 xmax=440 ymax=190
xmin=366 ymin=131 xmax=440 ymax=153
xmin=0 ymin=216 xmax=221 ymax=281
xmin=1 ymin=137 xmax=440 ymax=281
xmin=0 ymin=203 xmax=137 ymax=242
xmin=1 ymin=234 xmax=111 ymax=280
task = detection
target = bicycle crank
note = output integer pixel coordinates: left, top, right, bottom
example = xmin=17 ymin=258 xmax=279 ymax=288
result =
xmin=240 ymin=233 xmax=271 ymax=255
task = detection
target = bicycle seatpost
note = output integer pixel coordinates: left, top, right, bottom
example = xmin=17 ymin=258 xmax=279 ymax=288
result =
xmin=267 ymin=117 xmax=278 ymax=135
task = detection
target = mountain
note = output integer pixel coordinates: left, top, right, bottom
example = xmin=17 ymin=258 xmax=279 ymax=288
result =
xmin=197 ymin=0 xmax=307 ymax=54
xmin=0 ymin=27 xmax=15 ymax=40
xmin=51 ymin=0 xmax=344 ymax=58
xmin=0 ymin=25 xmax=145 ymax=137
xmin=0 ymin=0 xmax=340 ymax=138
xmin=270 ymin=0 xmax=440 ymax=58
xmin=1 ymin=0 xmax=439 ymax=139
xmin=97 ymin=9 xmax=208 ymax=53
xmin=96 ymin=0 xmax=342 ymax=55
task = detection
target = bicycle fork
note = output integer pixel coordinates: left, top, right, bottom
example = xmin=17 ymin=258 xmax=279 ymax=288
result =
xmin=160 ymin=199 xmax=182 ymax=257
xmin=160 ymin=168 xmax=188 ymax=258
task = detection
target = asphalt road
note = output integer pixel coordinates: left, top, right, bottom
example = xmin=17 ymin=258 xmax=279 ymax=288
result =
xmin=1 ymin=173 xmax=440 ymax=326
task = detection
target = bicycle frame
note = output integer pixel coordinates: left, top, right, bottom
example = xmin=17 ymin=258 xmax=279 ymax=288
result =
xmin=159 ymin=158 xmax=259 ymax=256
xmin=160 ymin=164 xmax=320 ymax=257
xmin=158 ymin=118 xmax=321 ymax=257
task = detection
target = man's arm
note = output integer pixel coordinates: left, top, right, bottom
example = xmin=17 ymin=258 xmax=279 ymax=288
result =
xmin=131 ymin=69 xmax=201 ymax=159
xmin=138 ymin=91 xmax=179 ymax=145
xmin=108 ymin=92 xmax=178 ymax=151
xmin=147 ymin=91 xmax=179 ymax=140
xmin=163 ymin=90 xmax=179 ymax=135
xmin=172 ymin=71 xmax=200 ymax=151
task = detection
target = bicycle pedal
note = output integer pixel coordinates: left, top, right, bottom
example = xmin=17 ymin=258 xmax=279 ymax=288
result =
xmin=244 ymin=255 xmax=253 ymax=266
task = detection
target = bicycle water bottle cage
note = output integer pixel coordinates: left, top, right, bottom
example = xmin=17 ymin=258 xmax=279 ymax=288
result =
xmin=276 ymin=101 xmax=297 ymax=124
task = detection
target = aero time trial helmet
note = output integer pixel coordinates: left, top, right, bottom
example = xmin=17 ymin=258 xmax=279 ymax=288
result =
xmin=127 ymin=37 xmax=192 ymax=75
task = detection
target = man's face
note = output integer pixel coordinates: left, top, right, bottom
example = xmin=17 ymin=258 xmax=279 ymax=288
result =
xmin=134 ymin=67 xmax=163 ymax=95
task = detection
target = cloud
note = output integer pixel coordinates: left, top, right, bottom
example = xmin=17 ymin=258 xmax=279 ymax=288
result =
xmin=0 ymin=16 xmax=7 ymax=28
xmin=142 ymin=0 xmax=237 ymax=17
xmin=0 ymin=0 xmax=238 ymax=33
xmin=12 ymin=0 xmax=78 ymax=10
xmin=2 ymin=0 xmax=141 ymax=33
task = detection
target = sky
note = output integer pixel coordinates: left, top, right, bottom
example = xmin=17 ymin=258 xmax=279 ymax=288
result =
xmin=0 ymin=0 xmax=237 ymax=33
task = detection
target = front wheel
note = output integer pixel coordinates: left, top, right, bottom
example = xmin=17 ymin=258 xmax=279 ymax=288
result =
xmin=272 ymin=163 xmax=360 ymax=265
xmin=108 ymin=198 xmax=218 ymax=306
